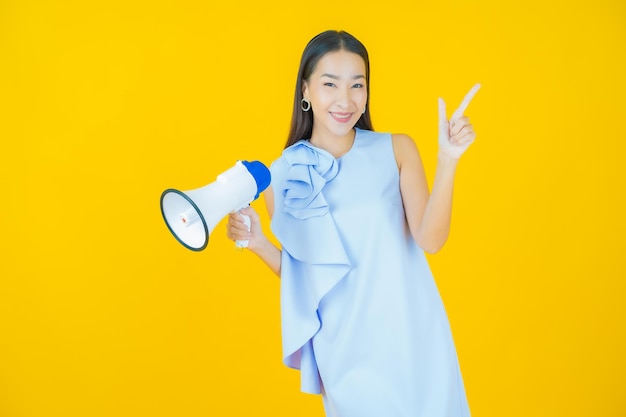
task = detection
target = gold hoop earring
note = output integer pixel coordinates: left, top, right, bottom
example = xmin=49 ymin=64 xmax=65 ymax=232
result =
xmin=301 ymin=98 xmax=311 ymax=112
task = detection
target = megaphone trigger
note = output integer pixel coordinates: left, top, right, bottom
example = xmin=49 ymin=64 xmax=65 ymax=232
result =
xmin=235 ymin=209 xmax=251 ymax=249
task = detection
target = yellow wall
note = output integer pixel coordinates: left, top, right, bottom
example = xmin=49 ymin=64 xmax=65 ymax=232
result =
xmin=1 ymin=1 xmax=624 ymax=416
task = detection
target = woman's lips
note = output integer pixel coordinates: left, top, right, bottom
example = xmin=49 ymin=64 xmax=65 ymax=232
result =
xmin=331 ymin=112 xmax=353 ymax=123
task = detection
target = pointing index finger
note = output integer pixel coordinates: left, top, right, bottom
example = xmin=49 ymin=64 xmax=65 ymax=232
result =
xmin=451 ymin=83 xmax=481 ymax=122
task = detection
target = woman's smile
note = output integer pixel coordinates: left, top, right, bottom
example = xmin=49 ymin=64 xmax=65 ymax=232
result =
xmin=330 ymin=112 xmax=353 ymax=123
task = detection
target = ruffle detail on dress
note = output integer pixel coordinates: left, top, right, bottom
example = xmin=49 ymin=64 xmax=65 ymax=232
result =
xmin=270 ymin=140 xmax=351 ymax=394
xmin=281 ymin=141 xmax=339 ymax=220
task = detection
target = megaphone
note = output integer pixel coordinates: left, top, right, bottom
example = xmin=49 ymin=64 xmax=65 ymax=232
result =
xmin=160 ymin=160 xmax=271 ymax=251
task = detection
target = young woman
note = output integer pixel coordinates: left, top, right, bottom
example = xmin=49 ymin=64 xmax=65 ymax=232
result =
xmin=227 ymin=30 xmax=479 ymax=417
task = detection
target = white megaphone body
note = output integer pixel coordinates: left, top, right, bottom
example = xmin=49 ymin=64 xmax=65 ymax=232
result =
xmin=160 ymin=160 xmax=271 ymax=251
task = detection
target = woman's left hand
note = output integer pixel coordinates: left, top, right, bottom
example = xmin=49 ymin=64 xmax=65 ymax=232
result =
xmin=438 ymin=83 xmax=480 ymax=160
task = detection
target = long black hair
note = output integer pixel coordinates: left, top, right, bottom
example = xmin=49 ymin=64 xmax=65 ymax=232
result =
xmin=285 ymin=30 xmax=374 ymax=149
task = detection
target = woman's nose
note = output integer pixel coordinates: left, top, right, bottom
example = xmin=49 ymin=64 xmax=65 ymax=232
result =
xmin=335 ymin=87 xmax=350 ymax=107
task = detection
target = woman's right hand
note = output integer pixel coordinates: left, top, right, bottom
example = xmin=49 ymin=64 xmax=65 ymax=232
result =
xmin=227 ymin=206 xmax=264 ymax=251
xmin=227 ymin=199 xmax=282 ymax=276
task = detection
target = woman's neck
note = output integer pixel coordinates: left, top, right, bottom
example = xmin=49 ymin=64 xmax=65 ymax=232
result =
xmin=309 ymin=128 xmax=356 ymax=159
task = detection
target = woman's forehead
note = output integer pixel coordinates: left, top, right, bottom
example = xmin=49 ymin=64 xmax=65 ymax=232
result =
xmin=313 ymin=50 xmax=366 ymax=77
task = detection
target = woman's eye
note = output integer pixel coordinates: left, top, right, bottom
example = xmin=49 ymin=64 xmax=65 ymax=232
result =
xmin=353 ymin=83 xmax=364 ymax=88
xmin=324 ymin=82 xmax=336 ymax=87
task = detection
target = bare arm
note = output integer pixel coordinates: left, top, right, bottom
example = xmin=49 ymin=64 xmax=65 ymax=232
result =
xmin=227 ymin=186 xmax=282 ymax=276
xmin=395 ymin=84 xmax=480 ymax=253
xmin=394 ymin=134 xmax=457 ymax=254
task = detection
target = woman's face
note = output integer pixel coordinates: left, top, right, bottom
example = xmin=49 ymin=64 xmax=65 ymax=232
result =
xmin=303 ymin=50 xmax=367 ymax=139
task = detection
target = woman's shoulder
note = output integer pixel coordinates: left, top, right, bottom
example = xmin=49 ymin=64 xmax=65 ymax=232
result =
xmin=390 ymin=132 xmax=417 ymax=149
xmin=390 ymin=132 xmax=414 ymax=144
xmin=390 ymin=132 xmax=420 ymax=168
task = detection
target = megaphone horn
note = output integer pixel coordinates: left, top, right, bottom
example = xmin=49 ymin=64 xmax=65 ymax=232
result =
xmin=160 ymin=160 xmax=271 ymax=251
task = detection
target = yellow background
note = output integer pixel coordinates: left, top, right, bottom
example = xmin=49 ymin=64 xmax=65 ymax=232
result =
xmin=1 ymin=0 xmax=624 ymax=416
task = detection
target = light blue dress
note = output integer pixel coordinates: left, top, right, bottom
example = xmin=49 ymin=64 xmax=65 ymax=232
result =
xmin=270 ymin=128 xmax=470 ymax=417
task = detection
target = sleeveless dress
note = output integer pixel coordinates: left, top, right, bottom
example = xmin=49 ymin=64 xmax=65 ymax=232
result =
xmin=270 ymin=128 xmax=470 ymax=417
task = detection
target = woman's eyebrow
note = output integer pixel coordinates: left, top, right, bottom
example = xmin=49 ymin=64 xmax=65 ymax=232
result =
xmin=321 ymin=73 xmax=365 ymax=80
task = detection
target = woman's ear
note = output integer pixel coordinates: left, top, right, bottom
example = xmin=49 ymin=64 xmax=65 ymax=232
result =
xmin=302 ymin=81 xmax=309 ymax=100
